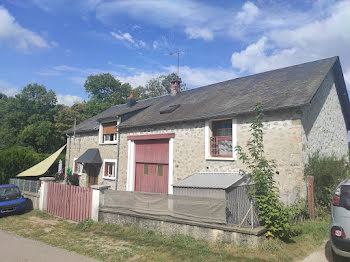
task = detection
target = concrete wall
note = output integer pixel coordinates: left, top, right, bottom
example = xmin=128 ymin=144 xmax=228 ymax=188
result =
xmin=22 ymin=191 xmax=40 ymax=210
xmin=99 ymin=207 xmax=266 ymax=246
xmin=301 ymin=70 xmax=348 ymax=164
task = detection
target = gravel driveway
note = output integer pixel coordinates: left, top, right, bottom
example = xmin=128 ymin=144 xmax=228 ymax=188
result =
xmin=0 ymin=230 xmax=99 ymax=262
xmin=299 ymin=240 xmax=348 ymax=262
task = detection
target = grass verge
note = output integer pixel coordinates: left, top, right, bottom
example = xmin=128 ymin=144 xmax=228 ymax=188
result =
xmin=0 ymin=210 xmax=329 ymax=262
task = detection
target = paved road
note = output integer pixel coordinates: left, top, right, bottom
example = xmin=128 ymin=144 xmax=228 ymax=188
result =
xmin=0 ymin=230 xmax=99 ymax=262
xmin=300 ymin=240 xmax=348 ymax=262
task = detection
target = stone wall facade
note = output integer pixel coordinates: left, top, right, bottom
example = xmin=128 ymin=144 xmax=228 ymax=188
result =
xmin=117 ymin=110 xmax=304 ymax=204
xmin=65 ymin=133 xmax=117 ymax=189
xmin=301 ymin=70 xmax=348 ymax=164
xmin=65 ymin=69 xmax=348 ymax=205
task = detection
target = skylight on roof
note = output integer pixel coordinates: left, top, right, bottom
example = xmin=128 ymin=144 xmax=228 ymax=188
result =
xmin=159 ymin=104 xmax=180 ymax=114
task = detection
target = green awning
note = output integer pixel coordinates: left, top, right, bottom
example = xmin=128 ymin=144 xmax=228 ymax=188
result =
xmin=17 ymin=144 xmax=66 ymax=177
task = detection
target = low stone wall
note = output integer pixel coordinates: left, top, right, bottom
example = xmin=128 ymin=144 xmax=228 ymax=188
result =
xmin=22 ymin=191 xmax=40 ymax=210
xmin=99 ymin=207 xmax=266 ymax=246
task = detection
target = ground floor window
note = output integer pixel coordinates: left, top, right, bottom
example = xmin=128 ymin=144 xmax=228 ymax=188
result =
xmin=73 ymin=158 xmax=84 ymax=174
xmin=103 ymin=159 xmax=117 ymax=180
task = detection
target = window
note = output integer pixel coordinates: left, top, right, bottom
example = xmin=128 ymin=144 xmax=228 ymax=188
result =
xmin=99 ymin=122 xmax=117 ymax=144
xmin=73 ymin=158 xmax=84 ymax=175
xmin=205 ymin=119 xmax=236 ymax=159
xmin=103 ymin=159 xmax=117 ymax=180
xmin=157 ymin=165 xmax=163 ymax=176
xmin=143 ymin=164 xmax=149 ymax=175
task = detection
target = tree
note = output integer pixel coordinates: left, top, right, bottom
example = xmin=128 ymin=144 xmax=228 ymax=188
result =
xmin=0 ymin=83 xmax=58 ymax=153
xmin=84 ymin=73 xmax=131 ymax=105
xmin=19 ymin=121 xmax=59 ymax=153
xmin=235 ymin=103 xmax=297 ymax=239
xmin=54 ymin=103 xmax=87 ymax=135
xmin=133 ymin=73 xmax=186 ymax=100
xmin=0 ymin=146 xmax=43 ymax=184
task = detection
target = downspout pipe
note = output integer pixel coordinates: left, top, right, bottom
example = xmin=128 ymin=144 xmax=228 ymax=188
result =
xmin=66 ymin=134 xmax=71 ymax=184
xmin=115 ymin=116 xmax=121 ymax=190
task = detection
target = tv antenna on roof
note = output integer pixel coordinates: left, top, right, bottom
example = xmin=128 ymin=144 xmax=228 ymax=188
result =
xmin=168 ymin=49 xmax=190 ymax=78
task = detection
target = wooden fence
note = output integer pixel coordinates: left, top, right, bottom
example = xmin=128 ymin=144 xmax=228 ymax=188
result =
xmin=46 ymin=182 xmax=92 ymax=222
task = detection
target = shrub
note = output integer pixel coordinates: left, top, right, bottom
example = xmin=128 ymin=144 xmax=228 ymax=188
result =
xmin=0 ymin=146 xmax=43 ymax=184
xmin=66 ymin=167 xmax=79 ymax=186
xmin=304 ymin=153 xmax=349 ymax=217
xmin=236 ymin=103 xmax=297 ymax=239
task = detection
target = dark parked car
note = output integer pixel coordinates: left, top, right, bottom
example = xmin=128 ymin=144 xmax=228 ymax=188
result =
xmin=330 ymin=179 xmax=350 ymax=258
xmin=0 ymin=184 xmax=26 ymax=216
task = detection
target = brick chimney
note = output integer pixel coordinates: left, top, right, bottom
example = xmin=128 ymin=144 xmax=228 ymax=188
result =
xmin=170 ymin=80 xmax=181 ymax=96
xmin=127 ymin=90 xmax=137 ymax=107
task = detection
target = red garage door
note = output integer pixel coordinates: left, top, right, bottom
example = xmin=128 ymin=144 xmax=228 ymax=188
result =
xmin=134 ymin=139 xmax=169 ymax=194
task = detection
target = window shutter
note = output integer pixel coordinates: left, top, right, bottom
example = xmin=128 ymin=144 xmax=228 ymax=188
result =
xmin=103 ymin=123 xmax=117 ymax=135
xmin=105 ymin=162 xmax=108 ymax=176
xmin=74 ymin=162 xmax=77 ymax=172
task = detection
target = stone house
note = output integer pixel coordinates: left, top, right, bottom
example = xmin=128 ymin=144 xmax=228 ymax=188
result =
xmin=65 ymin=56 xmax=350 ymax=204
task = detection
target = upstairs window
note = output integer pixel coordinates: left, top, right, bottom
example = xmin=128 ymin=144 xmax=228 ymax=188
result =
xmin=100 ymin=122 xmax=117 ymax=144
xmin=210 ymin=119 xmax=233 ymax=157
xmin=103 ymin=159 xmax=117 ymax=180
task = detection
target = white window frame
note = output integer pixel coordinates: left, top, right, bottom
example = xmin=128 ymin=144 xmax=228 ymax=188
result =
xmin=102 ymin=159 xmax=117 ymax=180
xmin=205 ymin=118 xmax=237 ymax=161
xmin=73 ymin=158 xmax=84 ymax=175
xmin=98 ymin=122 xmax=118 ymax=145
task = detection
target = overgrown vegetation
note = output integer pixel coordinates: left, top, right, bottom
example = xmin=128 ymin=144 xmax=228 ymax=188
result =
xmin=235 ymin=103 xmax=300 ymax=239
xmin=0 ymin=210 xmax=330 ymax=262
xmin=305 ymin=152 xmax=349 ymax=217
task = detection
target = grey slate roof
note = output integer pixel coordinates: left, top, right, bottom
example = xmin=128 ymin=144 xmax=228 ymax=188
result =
xmin=76 ymin=148 xmax=102 ymax=164
xmin=65 ymin=56 xmax=350 ymax=134
xmin=172 ymin=172 xmax=247 ymax=189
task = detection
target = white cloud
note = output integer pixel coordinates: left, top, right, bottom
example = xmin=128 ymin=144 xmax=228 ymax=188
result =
xmin=184 ymin=27 xmax=213 ymax=41
xmin=69 ymin=76 xmax=86 ymax=86
xmin=236 ymin=1 xmax=259 ymax=24
xmin=0 ymin=6 xmax=49 ymax=51
xmin=110 ymin=31 xmax=146 ymax=48
xmin=97 ymin=0 xmax=224 ymax=41
xmin=165 ymin=66 xmax=237 ymax=87
xmin=57 ymin=94 xmax=84 ymax=106
xmin=0 ymin=80 xmax=19 ymax=96
xmin=231 ymin=1 xmax=350 ymax=88
xmin=41 ymin=62 xmax=239 ymax=93
xmin=152 ymin=41 xmax=159 ymax=50
xmin=117 ymin=66 xmax=237 ymax=89
xmin=118 ymin=72 xmax=159 ymax=88
xmin=31 ymin=0 xmax=102 ymax=12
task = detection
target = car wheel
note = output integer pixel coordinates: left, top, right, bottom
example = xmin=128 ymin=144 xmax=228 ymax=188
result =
xmin=331 ymin=249 xmax=344 ymax=262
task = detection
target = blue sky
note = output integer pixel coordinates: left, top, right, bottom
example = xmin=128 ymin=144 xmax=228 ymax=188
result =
xmin=0 ymin=0 xmax=349 ymax=105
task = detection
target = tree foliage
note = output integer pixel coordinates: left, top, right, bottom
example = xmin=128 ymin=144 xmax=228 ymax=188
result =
xmin=0 ymin=147 xmax=44 ymax=184
xmin=85 ymin=73 xmax=131 ymax=102
xmin=235 ymin=103 xmax=297 ymax=239
xmin=305 ymin=153 xmax=349 ymax=217
xmin=133 ymin=73 xmax=185 ymax=100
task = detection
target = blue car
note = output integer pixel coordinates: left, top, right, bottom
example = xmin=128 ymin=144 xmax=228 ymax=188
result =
xmin=0 ymin=184 xmax=26 ymax=216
